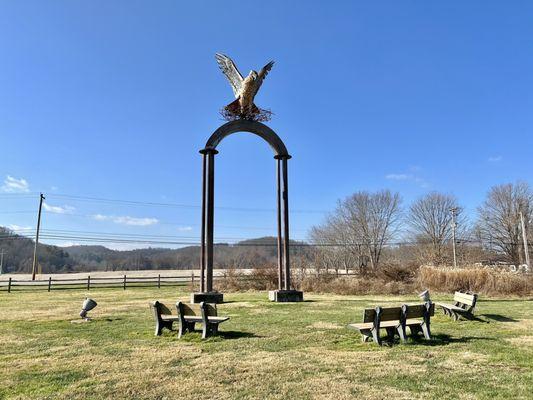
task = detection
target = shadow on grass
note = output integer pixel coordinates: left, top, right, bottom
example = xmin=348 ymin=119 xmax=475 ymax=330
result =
xmin=481 ymin=314 xmax=519 ymax=322
xmin=406 ymin=333 xmax=497 ymax=346
xmin=217 ymin=330 xmax=261 ymax=339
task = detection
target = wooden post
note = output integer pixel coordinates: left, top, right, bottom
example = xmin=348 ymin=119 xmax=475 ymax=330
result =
xmin=123 ymin=274 xmax=127 ymax=290
xmin=87 ymin=275 xmax=91 ymax=291
xmin=31 ymin=193 xmax=45 ymax=281
xmin=8 ymin=277 xmax=12 ymax=293
xmin=48 ymin=276 xmax=52 ymax=292
xmin=191 ymin=272 xmax=195 ymax=290
xmin=157 ymin=274 xmax=161 ymax=289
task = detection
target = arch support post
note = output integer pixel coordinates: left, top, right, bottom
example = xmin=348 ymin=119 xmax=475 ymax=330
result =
xmin=268 ymin=155 xmax=303 ymax=302
xmin=192 ymin=147 xmax=223 ymax=304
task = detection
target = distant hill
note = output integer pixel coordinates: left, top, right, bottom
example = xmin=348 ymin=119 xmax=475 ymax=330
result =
xmin=0 ymin=227 xmax=74 ymax=273
xmin=0 ymin=227 xmax=310 ymax=273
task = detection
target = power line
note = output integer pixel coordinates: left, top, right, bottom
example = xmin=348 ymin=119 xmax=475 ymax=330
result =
xmin=46 ymin=193 xmax=328 ymax=214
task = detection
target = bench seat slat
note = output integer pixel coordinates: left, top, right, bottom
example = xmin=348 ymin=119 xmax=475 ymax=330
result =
xmin=405 ymin=318 xmax=424 ymax=326
xmin=183 ymin=315 xmax=229 ymax=323
xmin=161 ymin=316 xmax=181 ymax=321
xmin=348 ymin=320 xmax=399 ymax=331
xmin=348 ymin=322 xmax=373 ymax=330
xmin=436 ymin=302 xmax=468 ymax=312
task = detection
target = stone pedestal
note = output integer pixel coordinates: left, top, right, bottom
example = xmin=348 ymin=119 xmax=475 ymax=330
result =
xmin=190 ymin=292 xmax=224 ymax=304
xmin=268 ymin=289 xmax=304 ymax=302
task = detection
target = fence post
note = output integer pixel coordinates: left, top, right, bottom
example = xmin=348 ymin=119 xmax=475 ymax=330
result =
xmin=191 ymin=272 xmax=194 ymax=290
xmin=123 ymin=274 xmax=126 ymax=290
xmin=158 ymin=274 xmax=161 ymax=289
xmin=48 ymin=276 xmax=52 ymax=292
xmin=8 ymin=277 xmax=11 ymax=293
xmin=87 ymin=275 xmax=91 ymax=291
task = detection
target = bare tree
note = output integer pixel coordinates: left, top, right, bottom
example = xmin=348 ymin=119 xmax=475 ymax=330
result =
xmin=476 ymin=182 xmax=532 ymax=265
xmin=408 ymin=192 xmax=466 ymax=265
xmin=310 ymin=190 xmax=402 ymax=272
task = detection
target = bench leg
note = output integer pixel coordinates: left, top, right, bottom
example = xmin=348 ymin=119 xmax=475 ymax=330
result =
xmin=155 ymin=321 xmax=163 ymax=336
xmin=397 ymin=325 xmax=407 ymax=343
xmin=371 ymin=328 xmax=382 ymax=346
xmin=155 ymin=320 xmax=173 ymax=336
xmin=202 ymin=323 xmax=209 ymax=339
xmin=211 ymin=323 xmax=219 ymax=335
xmin=421 ymin=323 xmax=431 ymax=340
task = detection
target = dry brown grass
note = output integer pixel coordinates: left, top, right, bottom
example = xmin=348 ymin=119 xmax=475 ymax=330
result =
xmin=300 ymin=275 xmax=416 ymax=295
xmin=418 ymin=266 xmax=533 ymax=296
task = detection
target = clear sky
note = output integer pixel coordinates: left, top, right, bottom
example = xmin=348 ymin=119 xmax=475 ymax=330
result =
xmin=1 ymin=1 xmax=532 ymax=249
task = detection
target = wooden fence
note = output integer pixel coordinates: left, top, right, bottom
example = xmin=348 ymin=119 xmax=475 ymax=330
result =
xmin=0 ymin=274 xmax=197 ymax=293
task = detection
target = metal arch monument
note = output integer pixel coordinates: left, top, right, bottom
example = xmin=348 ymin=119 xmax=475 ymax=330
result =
xmin=190 ymin=54 xmax=303 ymax=303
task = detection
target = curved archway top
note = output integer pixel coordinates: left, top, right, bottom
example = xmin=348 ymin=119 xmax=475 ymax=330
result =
xmin=201 ymin=120 xmax=291 ymax=158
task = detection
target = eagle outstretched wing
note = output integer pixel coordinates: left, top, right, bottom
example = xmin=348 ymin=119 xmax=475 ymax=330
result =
xmin=252 ymin=60 xmax=275 ymax=97
xmin=215 ymin=53 xmax=244 ymax=98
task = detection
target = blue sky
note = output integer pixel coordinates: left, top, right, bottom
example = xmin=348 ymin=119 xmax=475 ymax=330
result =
xmin=1 ymin=1 xmax=532 ymax=249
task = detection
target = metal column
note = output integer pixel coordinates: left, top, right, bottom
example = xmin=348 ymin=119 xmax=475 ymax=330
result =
xmin=205 ymin=149 xmax=217 ymax=292
xmin=200 ymin=152 xmax=207 ymax=292
xmin=281 ymin=157 xmax=291 ymax=290
xmin=276 ymin=157 xmax=284 ymax=290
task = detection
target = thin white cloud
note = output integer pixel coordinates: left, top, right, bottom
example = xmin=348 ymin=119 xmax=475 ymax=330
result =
xmin=385 ymin=172 xmax=429 ymax=188
xmin=7 ymin=224 xmax=32 ymax=231
xmin=56 ymin=241 xmax=81 ymax=247
xmin=488 ymin=155 xmax=503 ymax=162
xmin=92 ymin=214 xmax=158 ymax=226
xmin=43 ymin=202 xmax=75 ymax=214
xmin=1 ymin=175 xmax=30 ymax=193
xmin=386 ymin=174 xmax=411 ymax=181
xmin=178 ymin=226 xmax=193 ymax=232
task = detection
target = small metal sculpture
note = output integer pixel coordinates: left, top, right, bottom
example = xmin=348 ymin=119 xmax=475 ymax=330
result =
xmin=79 ymin=298 xmax=97 ymax=320
xmin=215 ymin=53 xmax=274 ymax=121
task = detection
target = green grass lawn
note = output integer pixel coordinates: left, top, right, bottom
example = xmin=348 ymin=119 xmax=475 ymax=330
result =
xmin=0 ymin=288 xmax=531 ymax=400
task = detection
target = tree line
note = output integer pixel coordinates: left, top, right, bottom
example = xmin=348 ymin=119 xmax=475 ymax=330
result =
xmin=309 ymin=182 xmax=532 ymax=272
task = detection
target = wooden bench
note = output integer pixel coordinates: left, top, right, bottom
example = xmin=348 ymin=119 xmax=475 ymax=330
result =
xmin=347 ymin=302 xmax=434 ymax=345
xmin=150 ymin=301 xmax=181 ymax=336
xmin=176 ymin=301 xmax=230 ymax=339
xmin=436 ymin=291 xmax=478 ymax=321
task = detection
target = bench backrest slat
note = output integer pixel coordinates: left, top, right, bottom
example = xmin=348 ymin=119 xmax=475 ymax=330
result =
xmin=181 ymin=303 xmax=202 ymax=316
xmin=404 ymin=302 xmax=435 ymax=319
xmin=453 ymin=291 xmax=476 ymax=306
xmin=159 ymin=302 xmax=173 ymax=315
xmin=363 ymin=306 xmax=402 ymax=322
xmin=178 ymin=302 xmax=218 ymax=317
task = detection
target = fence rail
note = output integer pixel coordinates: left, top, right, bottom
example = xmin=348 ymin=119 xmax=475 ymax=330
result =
xmin=0 ymin=273 xmax=198 ymax=293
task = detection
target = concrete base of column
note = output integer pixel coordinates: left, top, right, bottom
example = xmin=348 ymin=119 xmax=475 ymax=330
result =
xmin=190 ymin=292 xmax=224 ymax=304
xmin=268 ymin=289 xmax=304 ymax=302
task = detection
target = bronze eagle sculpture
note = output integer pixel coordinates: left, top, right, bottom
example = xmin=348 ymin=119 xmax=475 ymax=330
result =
xmin=215 ymin=53 xmax=274 ymax=121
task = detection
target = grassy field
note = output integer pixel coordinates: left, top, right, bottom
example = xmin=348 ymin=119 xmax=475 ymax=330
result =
xmin=0 ymin=288 xmax=531 ymax=400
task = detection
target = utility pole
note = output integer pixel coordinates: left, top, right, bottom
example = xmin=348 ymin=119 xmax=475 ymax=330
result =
xmin=31 ymin=193 xmax=45 ymax=281
xmin=519 ymin=210 xmax=530 ymax=268
xmin=450 ymin=207 xmax=458 ymax=268
xmin=0 ymin=249 xmax=6 ymax=274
